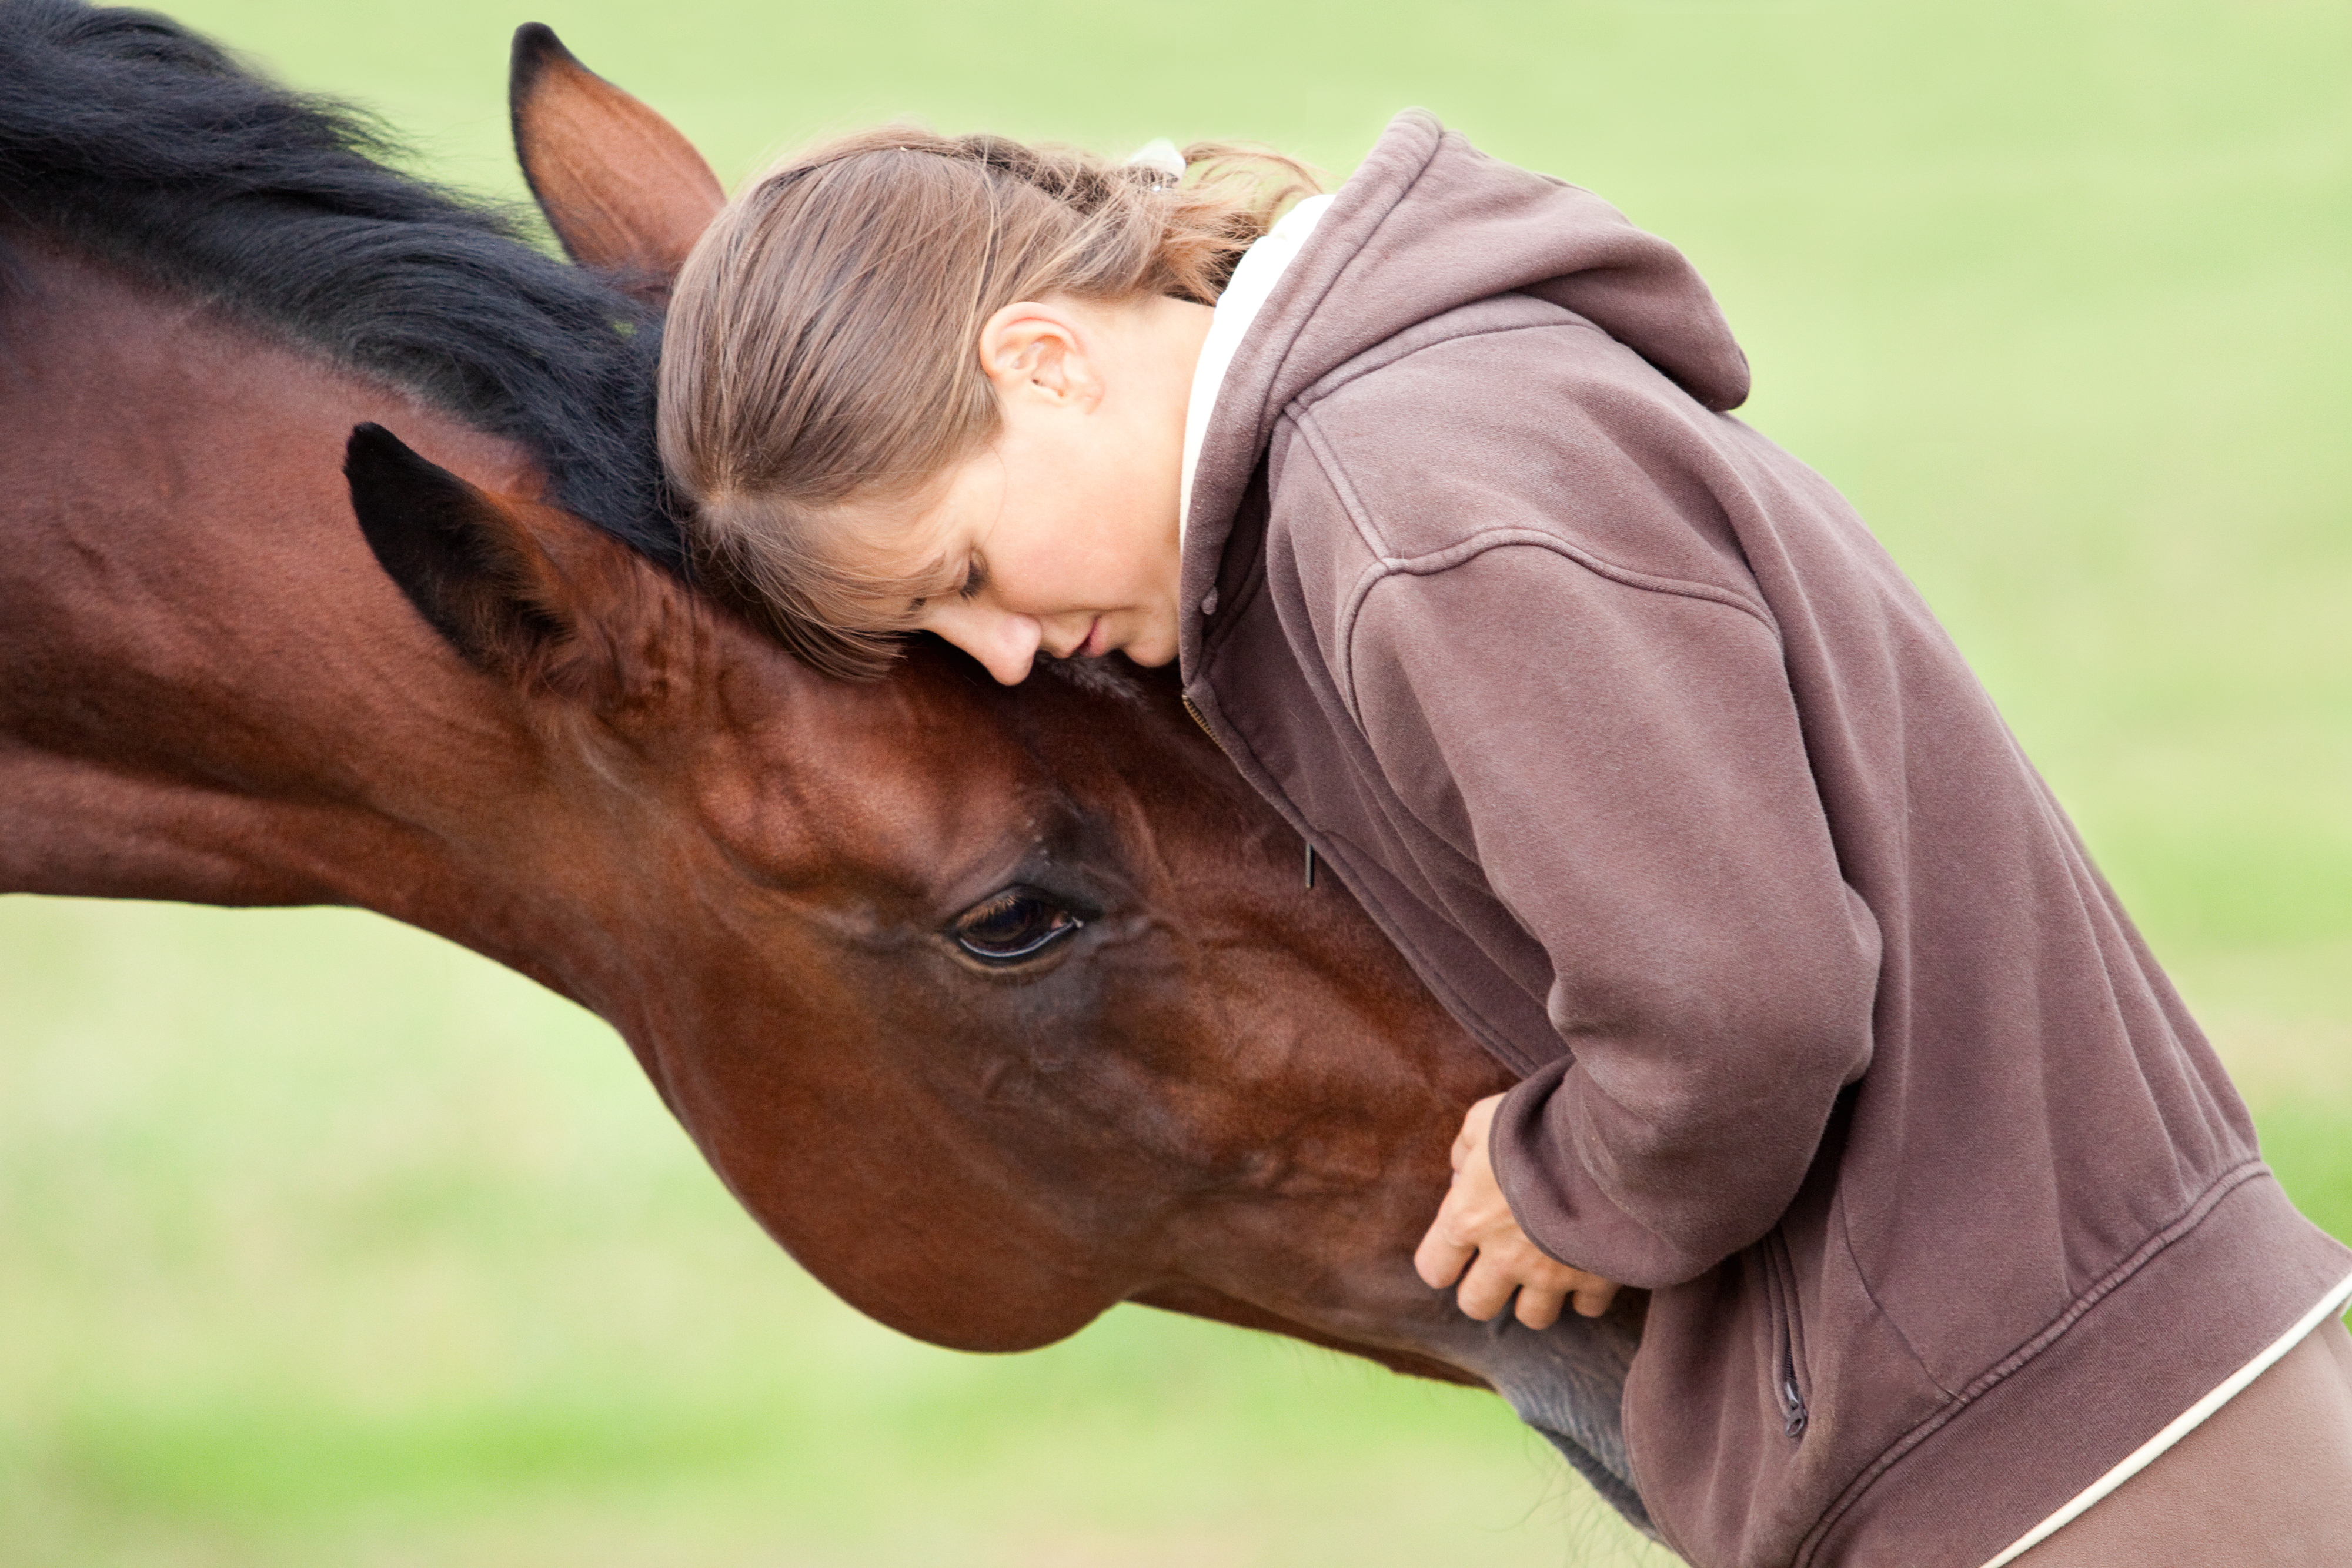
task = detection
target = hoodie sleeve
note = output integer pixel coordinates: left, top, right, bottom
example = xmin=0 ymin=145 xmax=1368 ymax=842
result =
xmin=1344 ymin=542 xmax=1882 ymax=1289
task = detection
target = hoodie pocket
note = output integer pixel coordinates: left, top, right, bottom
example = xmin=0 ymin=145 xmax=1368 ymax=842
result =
xmin=1760 ymin=1226 xmax=1810 ymax=1440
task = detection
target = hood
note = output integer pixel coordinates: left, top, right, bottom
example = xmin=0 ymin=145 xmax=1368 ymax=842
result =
xmin=1178 ymin=109 xmax=1749 ymax=672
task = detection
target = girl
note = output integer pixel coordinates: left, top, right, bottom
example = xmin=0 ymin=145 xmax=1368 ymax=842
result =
xmin=654 ymin=118 xmax=2352 ymax=1565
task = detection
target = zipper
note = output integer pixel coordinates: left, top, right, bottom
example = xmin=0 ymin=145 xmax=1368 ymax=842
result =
xmin=1760 ymin=1226 xmax=1809 ymax=1439
xmin=1181 ymin=694 xmax=1230 ymax=758
xmin=1184 ymin=692 xmax=1319 ymax=892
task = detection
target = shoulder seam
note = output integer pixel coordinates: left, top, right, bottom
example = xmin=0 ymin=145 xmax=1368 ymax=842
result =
xmin=1282 ymin=389 xmax=1779 ymax=714
xmin=1282 ymin=407 xmax=1779 ymax=717
xmin=1288 ymin=408 xmax=1396 ymax=563
xmin=1378 ymin=530 xmax=1775 ymax=624
xmin=1286 ymin=309 xmax=1603 ymax=419
xmin=1334 ymin=536 xmax=1779 ymax=720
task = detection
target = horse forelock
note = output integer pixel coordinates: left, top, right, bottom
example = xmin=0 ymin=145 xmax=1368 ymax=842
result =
xmin=0 ymin=0 xmax=681 ymax=568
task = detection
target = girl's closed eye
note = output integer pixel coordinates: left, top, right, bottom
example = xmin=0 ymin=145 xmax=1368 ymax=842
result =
xmin=959 ymin=559 xmax=989 ymax=601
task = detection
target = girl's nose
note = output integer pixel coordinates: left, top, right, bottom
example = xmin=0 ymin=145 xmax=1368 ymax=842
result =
xmin=927 ymin=602 xmax=1043 ymax=684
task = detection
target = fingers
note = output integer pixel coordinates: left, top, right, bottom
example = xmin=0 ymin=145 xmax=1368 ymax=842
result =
xmin=1515 ymin=1285 xmax=1568 ymax=1332
xmin=1422 ymin=1094 xmax=1616 ymax=1331
xmin=1454 ymin=1249 xmax=1523 ymax=1322
xmin=1413 ymin=1204 xmax=1476 ymax=1290
xmin=1448 ymin=1093 xmax=1505 ymax=1172
xmin=1505 ymin=1271 xmax=1610 ymax=1330
xmin=1416 ymin=1141 xmax=1509 ymax=1289
xmin=1412 ymin=1231 xmax=1474 ymax=1292
xmin=1431 ymin=1233 xmax=1621 ymax=1330
xmin=1571 ymin=1276 xmax=1622 ymax=1319
xmin=1462 ymin=1094 xmax=1503 ymax=1141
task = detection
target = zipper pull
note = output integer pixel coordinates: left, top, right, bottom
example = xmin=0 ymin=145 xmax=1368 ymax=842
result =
xmin=1304 ymin=842 xmax=1318 ymax=890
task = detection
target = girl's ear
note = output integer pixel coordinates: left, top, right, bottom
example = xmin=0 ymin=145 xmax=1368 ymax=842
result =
xmin=975 ymin=302 xmax=1101 ymax=410
xmin=508 ymin=24 xmax=724 ymax=305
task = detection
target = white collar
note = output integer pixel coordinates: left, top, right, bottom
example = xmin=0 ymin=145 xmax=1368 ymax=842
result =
xmin=1177 ymin=193 xmax=1335 ymax=541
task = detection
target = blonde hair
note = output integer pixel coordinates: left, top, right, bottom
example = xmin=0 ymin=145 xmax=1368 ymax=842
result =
xmin=657 ymin=126 xmax=1318 ymax=679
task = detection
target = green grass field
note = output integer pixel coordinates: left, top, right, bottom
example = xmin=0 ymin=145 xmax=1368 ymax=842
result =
xmin=4 ymin=2 xmax=2348 ymax=1563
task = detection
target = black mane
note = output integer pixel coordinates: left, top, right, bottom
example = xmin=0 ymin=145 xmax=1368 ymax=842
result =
xmin=0 ymin=0 xmax=677 ymax=564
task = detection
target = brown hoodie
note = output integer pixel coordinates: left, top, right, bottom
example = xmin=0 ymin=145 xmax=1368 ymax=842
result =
xmin=1175 ymin=111 xmax=2351 ymax=1567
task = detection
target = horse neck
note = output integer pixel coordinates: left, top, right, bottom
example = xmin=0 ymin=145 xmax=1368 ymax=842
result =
xmin=0 ymin=241 xmax=577 ymax=964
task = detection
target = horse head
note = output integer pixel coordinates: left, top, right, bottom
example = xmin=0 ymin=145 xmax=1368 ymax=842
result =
xmin=340 ymin=409 xmax=1483 ymax=1356
xmin=340 ymin=388 xmax=1649 ymax=1522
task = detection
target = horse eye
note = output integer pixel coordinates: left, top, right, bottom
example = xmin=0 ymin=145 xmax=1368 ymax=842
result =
xmin=949 ymin=887 xmax=1082 ymax=964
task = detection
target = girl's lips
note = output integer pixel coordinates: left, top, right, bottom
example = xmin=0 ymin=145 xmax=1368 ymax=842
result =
xmin=1080 ymin=616 xmax=1105 ymax=658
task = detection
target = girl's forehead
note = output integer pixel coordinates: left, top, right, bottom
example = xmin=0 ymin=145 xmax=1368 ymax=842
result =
xmin=815 ymin=504 xmax=968 ymax=626
xmin=799 ymin=450 xmax=998 ymax=627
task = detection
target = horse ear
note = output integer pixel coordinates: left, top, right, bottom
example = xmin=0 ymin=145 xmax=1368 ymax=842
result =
xmin=344 ymin=423 xmax=574 ymax=681
xmin=509 ymin=23 xmax=724 ymax=305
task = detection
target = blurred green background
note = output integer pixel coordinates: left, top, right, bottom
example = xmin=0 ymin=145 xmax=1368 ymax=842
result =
xmin=4 ymin=1 xmax=2348 ymax=1564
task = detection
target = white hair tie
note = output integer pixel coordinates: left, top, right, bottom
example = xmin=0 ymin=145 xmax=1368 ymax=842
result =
xmin=1125 ymin=137 xmax=1187 ymax=188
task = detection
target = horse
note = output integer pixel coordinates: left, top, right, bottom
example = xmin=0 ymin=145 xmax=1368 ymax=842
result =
xmin=0 ymin=0 xmax=1655 ymax=1541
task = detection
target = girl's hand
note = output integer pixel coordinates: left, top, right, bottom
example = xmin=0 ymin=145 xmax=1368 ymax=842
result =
xmin=1413 ymin=1094 xmax=1621 ymax=1330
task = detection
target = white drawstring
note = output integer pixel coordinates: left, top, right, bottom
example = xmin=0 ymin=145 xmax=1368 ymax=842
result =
xmin=1978 ymin=1268 xmax=2352 ymax=1567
